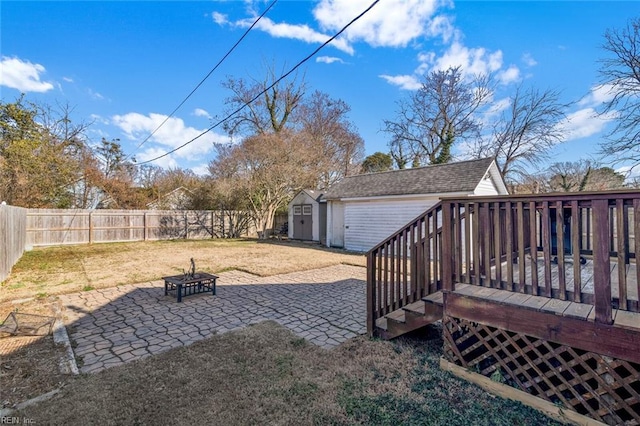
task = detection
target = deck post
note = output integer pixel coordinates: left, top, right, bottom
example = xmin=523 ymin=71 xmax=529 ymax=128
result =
xmin=442 ymin=200 xmax=454 ymax=292
xmin=366 ymin=251 xmax=375 ymax=337
xmin=592 ymin=199 xmax=613 ymax=325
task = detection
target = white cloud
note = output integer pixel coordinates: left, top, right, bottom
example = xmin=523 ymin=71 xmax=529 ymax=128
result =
xmin=63 ymin=76 xmax=74 ymax=83
xmin=316 ymin=56 xmax=344 ymax=64
xmin=479 ymin=97 xmax=511 ymax=125
xmin=237 ymin=16 xmax=354 ymax=54
xmin=89 ymin=114 xmax=110 ymax=125
xmin=193 ymin=108 xmax=211 ymax=118
xmin=556 ymin=108 xmax=617 ymax=142
xmin=379 ymin=74 xmax=421 ymax=90
xmin=191 ymin=164 xmax=210 ymax=176
xmin=432 ymin=41 xmax=503 ymax=77
xmin=112 ymin=112 xmax=230 ymax=164
xmin=521 ymin=52 xmax=537 ymax=67
xmin=497 ymin=65 xmax=521 ymax=85
xmin=578 ymin=84 xmax=616 ymax=107
xmin=88 ymin=88 xmax=104 ymax=100
xmin=211 ymin=11 xmax=228 ymax=25
xmin=0 ymin=56 xmax=54 ymax=92
xmin=381 ymin=38 xmax=521 ymax=90
xmin=313 ymin=0 xmax=445 ymax=48
xmin=614 ymin=165 xmax=640 ymax=181
xmin=135 ymin=147 xmax=179 ymax=170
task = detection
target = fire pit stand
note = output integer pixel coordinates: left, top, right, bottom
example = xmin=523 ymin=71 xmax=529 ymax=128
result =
xmin=162 ymin=272 xmax=218 ymax=302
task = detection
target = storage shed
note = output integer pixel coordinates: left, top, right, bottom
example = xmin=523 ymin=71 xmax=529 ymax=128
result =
xmin=323 ymin=157 xmax=508 ymax=252
xmin=288 ymin=190 xmax=326 ymax=243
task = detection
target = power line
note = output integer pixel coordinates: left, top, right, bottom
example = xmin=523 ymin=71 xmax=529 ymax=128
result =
xmin=136 ymin=0 xmax=380 ymax=166
xmin=128 ymin=0 xmax=278 ymax=158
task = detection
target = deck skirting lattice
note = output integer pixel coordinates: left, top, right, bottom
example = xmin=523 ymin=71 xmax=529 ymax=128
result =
xmin=443 ymin=315 xmax=640 ymax=426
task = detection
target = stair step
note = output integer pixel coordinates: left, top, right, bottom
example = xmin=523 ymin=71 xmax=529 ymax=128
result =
xmin=423 ymin=291 xmax=444 ymax=306
xmin=403 ymin=300 xmax=425 ymax=315
xmin=386 ymin=309 xmax=406 ymax=324
xmin=375 ymin=317 xmax=388 ymax=331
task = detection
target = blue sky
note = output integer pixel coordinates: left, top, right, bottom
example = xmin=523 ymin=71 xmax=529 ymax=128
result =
xmin=1 ymin=1 xmax=639 ymax=176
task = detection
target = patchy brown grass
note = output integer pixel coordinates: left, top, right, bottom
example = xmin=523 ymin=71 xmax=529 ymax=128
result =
xmin=1 ymin=239 xmax=365 ymax=302
xmin=16 ymin=322 xmax=562 ymax=426
xmin=0 ymin=297 xmax=67 ymax=408
xmin=0 ymin=336 xmax=68 ymax=408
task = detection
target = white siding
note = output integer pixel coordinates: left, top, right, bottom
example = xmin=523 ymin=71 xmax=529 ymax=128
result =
xmin=473 ymin=174 xmax=500 ymax=196
xmin=343 ymin=197 xmax=439 ymax=252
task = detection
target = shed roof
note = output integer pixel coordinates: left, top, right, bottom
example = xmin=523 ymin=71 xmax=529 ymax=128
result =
xmin=301 ymin=189 xmax=325 ymax=202
xmin=323 ymin=157 xmax=498 ymax=200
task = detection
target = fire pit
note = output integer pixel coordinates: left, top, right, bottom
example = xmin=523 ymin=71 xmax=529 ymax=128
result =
xmin=162 ymin=258 xmax=218 ymax=302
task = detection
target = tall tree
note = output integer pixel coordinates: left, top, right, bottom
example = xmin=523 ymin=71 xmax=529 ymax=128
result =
xmin=92 ymin=138 xmax=148 ymax=209
xmin=0 ymin=96 xmax=85 ymax=207
xmin=221 ymin=66 xmax=305 ymax=137
xmin=383 ymin=66 xmax=491 ymax=168
xmin=598 ymin=17 xmax=640 ymax=166
xmin=296 ymin=91 xmax=364 ymax=188
xmin=361 ymin=152 xmax=393 ymax=173
xmin=471 ymin=86 xmax=567 ymax=181
xmin=547 ymin=160 xmax=625 ymax=192
xmin=209 ymin=130 xmax=317 ymax=238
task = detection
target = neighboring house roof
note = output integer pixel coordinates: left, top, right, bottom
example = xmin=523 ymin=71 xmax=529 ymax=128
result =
xmin=146 ymin=186 xmax=194 ymax=210
xmin=323 ymin=157 xmax=503 ymax=200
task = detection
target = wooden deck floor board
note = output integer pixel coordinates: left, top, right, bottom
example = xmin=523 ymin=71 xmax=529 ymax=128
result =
xmin=492 ymin=256 xmax=640 ymax=302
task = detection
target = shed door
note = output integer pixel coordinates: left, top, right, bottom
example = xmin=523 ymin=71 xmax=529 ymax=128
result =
xmin=293 ymin=204 xmax=313 ymax=240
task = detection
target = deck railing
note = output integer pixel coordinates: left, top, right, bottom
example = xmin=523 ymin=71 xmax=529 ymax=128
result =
xmin=366 ymin=203 xmax=443 ymax=333
xmin=367 ymin=190 xmax=640 ymax=335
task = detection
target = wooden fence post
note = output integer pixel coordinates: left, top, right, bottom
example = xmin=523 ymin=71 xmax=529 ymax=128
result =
xmin=593 ymin=199 xmax=613 ymax=325
xmin=88 ymin=212 xmax=93 ymax=244
xmin=143 ymin=212 xmax=148 ymax=241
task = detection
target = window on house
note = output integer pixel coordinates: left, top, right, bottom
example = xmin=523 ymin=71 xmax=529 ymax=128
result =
xmin=303 ymin=205 xmax=312 ymax=215
xmin=293 ymin=206 xmax=302 ymax=215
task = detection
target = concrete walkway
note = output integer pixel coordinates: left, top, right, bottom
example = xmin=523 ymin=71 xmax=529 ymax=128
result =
xmin=60 ymin=264 xmax=366 ymax=374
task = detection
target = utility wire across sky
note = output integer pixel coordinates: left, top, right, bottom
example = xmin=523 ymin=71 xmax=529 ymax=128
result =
xmin=136 ymin=0 xmax=380 ymax=166
xmin=127 ymin=0 xmax=278 ymax=160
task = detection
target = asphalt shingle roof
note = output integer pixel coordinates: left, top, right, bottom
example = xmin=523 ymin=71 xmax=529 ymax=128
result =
xmin=323 ymin=157 xmax=496 ymax=200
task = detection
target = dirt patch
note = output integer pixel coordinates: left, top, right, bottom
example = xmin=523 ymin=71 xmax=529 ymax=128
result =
xmin=0 ymin=297 xmax=70 ymax=409
xmin=1 ymin=239 xmax=366 ymax=302
xmin=0 ymin=335 xmax=69 ymax=409
xmin=17 ymin=322 xmax=562 ymax=425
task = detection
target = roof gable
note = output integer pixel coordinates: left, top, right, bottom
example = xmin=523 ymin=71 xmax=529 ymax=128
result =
xmin=323 ymin=158 xmax=500 ymax=200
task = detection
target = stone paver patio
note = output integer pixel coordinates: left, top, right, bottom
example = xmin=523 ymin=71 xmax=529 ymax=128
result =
xmin=60 ymin=264 xmax=366 ymax=373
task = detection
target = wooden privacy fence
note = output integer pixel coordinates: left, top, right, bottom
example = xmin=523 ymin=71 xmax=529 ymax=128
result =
xmin=26 ymin=209 xmax=257 ymax=247
xmin=1 ymin=204 xmax=27 ymax=282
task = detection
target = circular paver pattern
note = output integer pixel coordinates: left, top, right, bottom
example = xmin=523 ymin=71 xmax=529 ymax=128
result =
xmin=60 ymin=264 xmax=366 ymax=373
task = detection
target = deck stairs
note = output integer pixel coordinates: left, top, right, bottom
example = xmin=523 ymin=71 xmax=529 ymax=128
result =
xmin=374 ymin=291 xmax=444 ymax=340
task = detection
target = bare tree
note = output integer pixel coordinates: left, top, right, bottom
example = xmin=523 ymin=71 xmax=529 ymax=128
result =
xmin=221 ymin=65 xmax=305 ymax=137
xmin=296 ymin=91 xmax=364 ymax=188
xmin=209 ymin=130 xmax=317 ymax=238
xmin=472 ymin=86 xmax=567 ymax=181
xmin=383 ymin=66 xmax=492 ymax=167
xmin=547 ymin=160 xmax=625 ymax=192
xmin=598 ymin=17 xmax=640 ymax=166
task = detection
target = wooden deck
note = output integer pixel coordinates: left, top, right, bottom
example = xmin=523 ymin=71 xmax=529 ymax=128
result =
xmin=367 ymin=191 xmax=640 ymax=425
